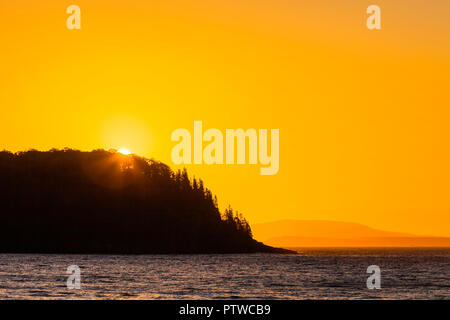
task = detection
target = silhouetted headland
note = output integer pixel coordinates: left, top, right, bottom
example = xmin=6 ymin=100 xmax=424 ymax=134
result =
xmin=0 ymin=149 xmax=293 ymax=254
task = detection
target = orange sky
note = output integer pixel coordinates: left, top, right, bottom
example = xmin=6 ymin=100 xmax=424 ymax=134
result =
xmin=1 ymin=0 xmax=449 ymax=237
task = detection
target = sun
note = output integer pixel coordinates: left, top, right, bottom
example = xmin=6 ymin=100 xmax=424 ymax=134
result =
xmin=118 ymin=148 xmax=131 ymax=155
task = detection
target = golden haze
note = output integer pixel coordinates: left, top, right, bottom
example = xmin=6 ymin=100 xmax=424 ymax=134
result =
xmin=1 ymin=1 xmax=450 ymax=238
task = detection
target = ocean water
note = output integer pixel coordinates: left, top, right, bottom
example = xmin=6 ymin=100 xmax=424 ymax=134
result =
xmin=0 ymin=248 xmax=448 ymax=299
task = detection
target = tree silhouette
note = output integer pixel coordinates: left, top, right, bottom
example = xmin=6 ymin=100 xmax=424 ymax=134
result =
xmin=0 ymin=149 xmax=291 ymax=254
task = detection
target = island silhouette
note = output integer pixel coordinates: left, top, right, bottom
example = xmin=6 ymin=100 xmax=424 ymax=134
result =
xmin=0 ymin=149 xmax=292 ymax=254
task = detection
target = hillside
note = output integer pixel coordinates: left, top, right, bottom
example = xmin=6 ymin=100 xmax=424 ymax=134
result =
xmin=0 ymin=149 xmax=292 ymax=254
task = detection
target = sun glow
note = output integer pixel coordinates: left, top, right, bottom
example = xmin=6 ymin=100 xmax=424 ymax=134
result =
xmin=118 ymin=148 xmax=131 ymax=155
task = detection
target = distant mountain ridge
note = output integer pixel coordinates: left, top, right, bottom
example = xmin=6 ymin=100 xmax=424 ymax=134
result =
xmin=251 ymin=220 xmax=450 ymax=247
